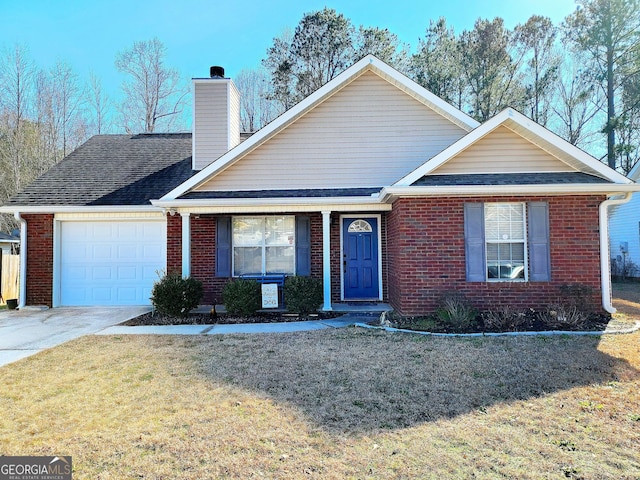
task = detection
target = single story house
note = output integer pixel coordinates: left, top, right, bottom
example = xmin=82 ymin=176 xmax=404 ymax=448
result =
xmin=1 ymin=55 xmax=638 ymax=315
xmin=609 ymin=161 xmax=640 ymax=277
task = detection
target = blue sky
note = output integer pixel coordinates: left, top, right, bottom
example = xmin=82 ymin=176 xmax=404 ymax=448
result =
xmin=1 ymin=0 xmax=578 ymax=109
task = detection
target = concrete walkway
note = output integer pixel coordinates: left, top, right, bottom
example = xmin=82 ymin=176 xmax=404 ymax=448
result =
xmin=96 ymin=315 xmax=374 ymax=336
xmin=0 ymin=307 xmax=379 ymax=368
xmin=2 ymin=304 xmax=638 ymax=369
xmin=0 ymin=306 xmax=150 ymax=367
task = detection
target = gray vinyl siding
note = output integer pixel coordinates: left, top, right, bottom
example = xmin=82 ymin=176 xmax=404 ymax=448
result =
xmin=609 ymin=194 xmax=640 ymax=277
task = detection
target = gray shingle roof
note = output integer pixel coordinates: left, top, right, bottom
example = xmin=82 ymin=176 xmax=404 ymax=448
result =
xmin=180 ymin=187 xmax=382 ymax=200
xmin=411 ymin=172 xmax=612 ymax=186
xmin=5 ymin=133 xmax=195 ymax=206
xmin=4 ymin=134 xmax=617 ymax=209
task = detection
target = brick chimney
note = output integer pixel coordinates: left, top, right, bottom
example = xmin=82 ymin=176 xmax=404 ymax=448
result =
xmin=192 ymin=66 xmax=241 ymax=171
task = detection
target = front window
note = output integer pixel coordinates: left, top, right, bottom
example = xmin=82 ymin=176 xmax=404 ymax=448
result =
xmin=484 ymin=203 xmax=526 ymax=281
xmin=232 ymin=216 xmax=295 ymax=276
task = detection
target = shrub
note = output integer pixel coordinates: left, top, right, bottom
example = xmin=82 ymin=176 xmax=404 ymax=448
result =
xmin=481 ymin=306 xmax=528 ymax=332
xmin=151 ymin=272 xmax=203 ymax=318
xmin=222 ymin=279 xmax=261 ymax=316
xmin=284 ymin=276 xmax=323 ymax=315
xmin=536 ymin=304 xmax=588 ymax=330
xmin=435 ymin=293 xmax=477 ymax=332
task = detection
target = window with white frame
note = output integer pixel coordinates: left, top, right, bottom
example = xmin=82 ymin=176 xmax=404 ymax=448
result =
xmin=232 ymin=216 xmax=295 ymax=276
xmin=484 ymin=203 xmax=527 ymax=281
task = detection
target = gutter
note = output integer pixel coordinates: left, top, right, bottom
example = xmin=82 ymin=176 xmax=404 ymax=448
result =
xmin=0 ymin=205 xmax=162 ymax=214
xmin=14 ymin=212 xmax=27 ymax=309
xmin=380 ymin=183 xmax=640 ymax=201
xmin=600 ymin=193 xmax=633 ymax=314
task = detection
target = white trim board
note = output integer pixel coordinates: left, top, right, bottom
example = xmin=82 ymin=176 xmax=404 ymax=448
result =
xmin=396 ymin=108 xmax=632 ymax=186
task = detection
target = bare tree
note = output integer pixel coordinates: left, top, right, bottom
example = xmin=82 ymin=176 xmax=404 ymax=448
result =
xmin=551 ymin=53 xmax=604 ymax=150
xmin=0 ymin=44 xmax=43 ymax=231
xmin=0 ymin=44 xmax=34 ymax=193
xmin=115 ymin=38 xmax=187 ymax=133
xmin=50 ymin=60 xmax=85 ymax=157
xmin=87 ymin=72 xmax=112 ymax=135
xmin=33 ymin=61 xmax=86 ymax=172
xmin=235 ymin=68 xmax=276 ymax=132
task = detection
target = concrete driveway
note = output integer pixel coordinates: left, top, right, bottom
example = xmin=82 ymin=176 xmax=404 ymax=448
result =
xmin=0 ymin=306 xmax=149 ymax=367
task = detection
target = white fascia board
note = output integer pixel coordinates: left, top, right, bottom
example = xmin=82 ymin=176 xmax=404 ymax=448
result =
xmin=151 ymin=195 xmax=391 ymax=212
xmin=0 ymin=205 xmax=163 ymax=214
xmin=163 ymin=55 xmax=480 ymax=200
xmin=381 ymin=183 xmax=640 ymax=201
xmin=395 ymin=108 xmax=632 ymax=187
xmin=162 ymin=204 xmax=391 ymax=215
xmin=501 ymin=109 xmax=631 ymax=184
xmin=395 ymin=109 xmax=515 ymax=186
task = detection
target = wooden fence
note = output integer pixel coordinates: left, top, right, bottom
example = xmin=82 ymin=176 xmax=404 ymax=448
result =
xmin=1 ymin=254 xmax=19 ymax=304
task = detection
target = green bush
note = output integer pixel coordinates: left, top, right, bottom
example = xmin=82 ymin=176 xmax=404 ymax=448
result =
xmin=151 ymin=272 xmax=203 ymax=318
xmin=222 ymin=279 xmax=261 ymax=316
xmin=284 ymin=276 xmax=323 ymax=315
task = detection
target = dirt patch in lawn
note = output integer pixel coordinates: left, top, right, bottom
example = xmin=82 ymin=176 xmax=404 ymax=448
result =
xmin=1 ymin=330 xmax=639 ymax=478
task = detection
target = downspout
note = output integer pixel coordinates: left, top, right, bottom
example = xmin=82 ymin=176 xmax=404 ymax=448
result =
xmin=599 ymin=193 xmax=632 ymax=314
xmin=14 ymin=212 xmax=27 ymax=309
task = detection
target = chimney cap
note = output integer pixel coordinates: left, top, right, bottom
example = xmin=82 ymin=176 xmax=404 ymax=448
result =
xmin=210 ymin=66 xmax=225 ymax=78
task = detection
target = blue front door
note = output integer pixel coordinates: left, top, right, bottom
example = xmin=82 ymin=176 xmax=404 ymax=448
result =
xmin=343 ymin=217 xmax=380 ymax=300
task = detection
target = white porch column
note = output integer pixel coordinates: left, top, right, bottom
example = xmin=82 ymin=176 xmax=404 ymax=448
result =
xmin=322 ymin=210 xmax=332 ymax=311
xmin=181 ymin=212 xmax=190 ymax=277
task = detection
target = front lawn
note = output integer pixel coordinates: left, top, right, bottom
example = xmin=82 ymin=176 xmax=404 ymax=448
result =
xmin=1 ymin=328 xmax=639 ymax=478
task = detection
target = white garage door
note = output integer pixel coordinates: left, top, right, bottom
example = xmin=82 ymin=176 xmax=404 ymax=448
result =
xmin=60 ymin=220 xmax=166 ymax=306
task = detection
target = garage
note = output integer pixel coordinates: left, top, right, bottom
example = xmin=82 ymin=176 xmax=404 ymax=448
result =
xmin=59 ymin=220 xmax=166 ymax=306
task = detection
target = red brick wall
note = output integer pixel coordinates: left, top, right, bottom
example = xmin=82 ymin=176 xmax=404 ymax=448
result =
xmin=330 ymin=214 xmax=341 ymax=303
xmin=24 ymin=214 xmax=54 ymax=306
xmin=310 ymin=213 xmax=323 ymax=279
xmin=185 ymin=212 xmax=388 ymax=306
xmin=190 ymin=215 xmax=227 ymax=304
xmin=387 ymin=195 xmax=604 ymax=315
xmin=166 ymin=213 xmax=182 ymax=274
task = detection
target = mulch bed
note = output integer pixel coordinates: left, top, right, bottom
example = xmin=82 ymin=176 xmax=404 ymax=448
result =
xmin=392 ymin=310 xmax=613 ymax=334
xmin=122 ymin=308 xmax=614 ymax=333
xmin=122 ymin=310 xmax=344 ymax=326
